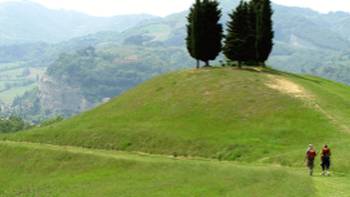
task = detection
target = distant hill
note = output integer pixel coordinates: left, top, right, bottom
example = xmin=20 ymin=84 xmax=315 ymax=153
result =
xmin=9 ymin=44 xmax=192 ymax=121
xmin=4 ymin=0 xmax=350 ymax=120
xmin=0 ymin=1 xmax=157 ymax=45
xmin=71 ymin=0 xmax=350 ymax=84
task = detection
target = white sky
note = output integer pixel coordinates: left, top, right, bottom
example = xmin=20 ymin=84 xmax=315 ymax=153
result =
xmin=272 ymin=0 xmax=350 ymax=14
xmin=0 ymin=0 xmax=350 ymax=17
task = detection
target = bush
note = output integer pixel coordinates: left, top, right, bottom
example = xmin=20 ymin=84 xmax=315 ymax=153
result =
xmin=0 ymin=116 xmax=31 ymax=133
xmin=39 ymin=116 xmax=64 ymax=127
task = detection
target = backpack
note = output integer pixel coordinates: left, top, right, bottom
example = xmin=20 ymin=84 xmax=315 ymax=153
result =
xmin=322 ymin=148 xmax=330 ymax=156
xmin=307 ymin=150 xmax=316 ymax=159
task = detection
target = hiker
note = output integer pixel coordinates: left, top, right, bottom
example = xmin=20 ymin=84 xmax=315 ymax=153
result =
xmin=305 ymin=144 xmax=317 ymax=176
xmin=321 ymin=144 xmax=331 ymax=176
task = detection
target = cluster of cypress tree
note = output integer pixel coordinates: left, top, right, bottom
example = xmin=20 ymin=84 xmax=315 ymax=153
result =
xmin=186 ymin=0 xmax=274 ymax=69
xmin=186 ymin=0 xmax=223 ymax=68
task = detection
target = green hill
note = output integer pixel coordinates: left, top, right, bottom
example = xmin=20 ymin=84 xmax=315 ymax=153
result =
xmin=4 ymin=68 xmax=350 ymax=167
xmin=2 ymin=68 xmax=350 ymax=196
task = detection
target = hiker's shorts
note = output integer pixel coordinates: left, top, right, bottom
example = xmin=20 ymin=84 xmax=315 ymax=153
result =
xmin=321 ymin=157 xmax=330 ymax=170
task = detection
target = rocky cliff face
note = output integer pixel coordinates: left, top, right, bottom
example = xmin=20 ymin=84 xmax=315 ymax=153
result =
xmin=10 ymin=73 xmax=110 ymax=122
xmin=38 ymin=74 xmax=95 ymax=116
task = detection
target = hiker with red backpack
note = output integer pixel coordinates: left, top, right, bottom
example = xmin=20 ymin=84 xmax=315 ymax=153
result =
xmin=321 ymin=144 xmax=331 ymax=176
xmin=305 ymin=144 xmax=317 ymax=176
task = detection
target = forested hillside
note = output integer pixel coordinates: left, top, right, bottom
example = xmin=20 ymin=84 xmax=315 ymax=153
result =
xmin=11 ymin=45 xmax=192 ymax=121
xmin=2 ymin=0 xmax=350 ymax=121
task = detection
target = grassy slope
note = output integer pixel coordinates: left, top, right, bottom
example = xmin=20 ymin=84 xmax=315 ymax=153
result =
xmin=6 ymin=68 xmax=349 ymax=165
xmin=267 ymin=72 xmax=350 ymax=172
xmin=0 ymin=141 xmax=314 ymax=197
xmin=2 ymin=68 xmax=350 ymax=196
xmin=5 ymin=68 xmax=350 ymax=166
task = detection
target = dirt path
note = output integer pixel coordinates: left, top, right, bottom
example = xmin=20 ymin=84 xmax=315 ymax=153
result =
xmin=1 ymin=140 xmax=349 ymax=197
xmin=0 ymin=140 xmax=224 ymax=164
xmin=266 ymin=75 xmax=313 ymax=99
xmin=266 ymin=75 xmax=350 ymax=133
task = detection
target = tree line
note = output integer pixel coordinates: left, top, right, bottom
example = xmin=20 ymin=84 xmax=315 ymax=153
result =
xmin=186 ymin=0 xmax=274 ymax=68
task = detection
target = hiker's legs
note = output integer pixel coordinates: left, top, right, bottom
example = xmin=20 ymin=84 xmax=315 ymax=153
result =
xmin=309 ymin=167 xmax=313 ymax=176
xmin=308 ymin=159 xmax=314 ymax=176
xmin=325 ymin=159 xmax=331 ymax=176
xmin=321 ymin=162 xmax=326 ymax=175
xmin=321 ymin=157 xmax=330 ymax=176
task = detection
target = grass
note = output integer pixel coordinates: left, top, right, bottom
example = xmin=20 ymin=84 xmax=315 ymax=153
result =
xmin=2 ymin=67 xmax=350 ymax=195
xmin=0 ymin=141 xmax=315 ymax=197
xmin=313 ymin=175 xmax=350 ymax=197
xmin=0 ymin=62 xmax=44 ymax=104
xmin=4 ymin=68 xmax=348 ymax=165
xmin=0 ymin=83 xmax=36 ymax=104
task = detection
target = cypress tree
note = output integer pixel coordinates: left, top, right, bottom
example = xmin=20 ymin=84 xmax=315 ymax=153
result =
xmin=186 ymin=0 xmax=202 ymax=69
xmin=256 ymin=0 xmax=274 ymax=66
xmin=200 ymin=0 xmax=223 ymax=67
xmin=248 ymin=0 xmax=259 ymax=63
xmin=223 ymin=0 xmax=250 ymax=68
xmin=245 ymin=0 xmax=258 ymax=65
xmin=186 ymin=0 xmax=222 ymax=68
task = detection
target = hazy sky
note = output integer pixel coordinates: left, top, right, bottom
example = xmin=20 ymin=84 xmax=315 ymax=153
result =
xmin=1 ymin=0 xmax=350 ymax=16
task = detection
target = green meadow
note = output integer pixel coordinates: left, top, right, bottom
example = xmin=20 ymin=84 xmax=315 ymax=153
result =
xmin=1 ymin=68 xmax=350 ymax=196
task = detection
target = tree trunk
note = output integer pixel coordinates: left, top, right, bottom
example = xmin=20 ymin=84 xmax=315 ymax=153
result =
xmin=196 ymin=60 xmax=200 ymax=69
xmin=238 ymin=61 xmax=242 ymax=69
xmin=204 ymin=61 xmax=209 ymax=67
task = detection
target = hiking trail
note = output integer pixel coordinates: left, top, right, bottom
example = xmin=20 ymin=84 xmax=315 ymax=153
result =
xmin=266 ymin=75 xmax=350 ymax=133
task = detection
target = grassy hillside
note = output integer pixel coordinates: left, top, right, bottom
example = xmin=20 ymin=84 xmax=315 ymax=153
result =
xmin=0 ymin=141 xmax=315 ymax=197
xmin=2 ymin=68 xmax=350 ymax=196
xmin=4 ymin=68 xmax=350 ymax=171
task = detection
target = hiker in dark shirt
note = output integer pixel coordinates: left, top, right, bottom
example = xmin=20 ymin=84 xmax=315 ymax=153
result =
xmin=321 ymin=144 xmax=331 ymax=176
xmin=305 ymin=144 xmax=317 ymax=176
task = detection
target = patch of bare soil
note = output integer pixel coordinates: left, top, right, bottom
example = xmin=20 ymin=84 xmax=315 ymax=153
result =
xmin=265 ymin=75 xmax=313 ymax=99
xmin=265 ymin=75 xmax=350 ymax=133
